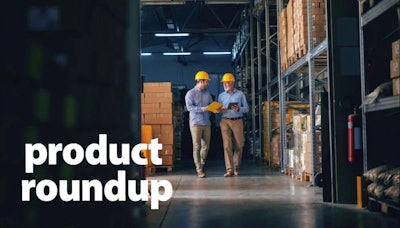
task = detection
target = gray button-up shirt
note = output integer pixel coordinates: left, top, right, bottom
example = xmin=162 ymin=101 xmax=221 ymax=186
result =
xmin=218 ymin=89 xmax=249 ymax=118
xmin=185 ymin=86 xmax=213 ymax=126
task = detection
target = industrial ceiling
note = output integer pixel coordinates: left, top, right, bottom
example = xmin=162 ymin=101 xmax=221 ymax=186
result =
xmin=140 ymin=0 xmax=251 ymax=63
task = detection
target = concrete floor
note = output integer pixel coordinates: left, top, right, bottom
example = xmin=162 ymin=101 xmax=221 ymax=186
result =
xmin=138 ymin=159 xmax=400 ymax=228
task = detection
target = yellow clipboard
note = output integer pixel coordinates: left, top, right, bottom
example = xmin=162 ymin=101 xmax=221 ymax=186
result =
xmin=205 ymin=101 xmax=222 ymax=113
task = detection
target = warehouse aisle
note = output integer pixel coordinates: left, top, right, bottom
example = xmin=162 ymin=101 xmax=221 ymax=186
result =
xmin=136 ymin=159 xmax=400 ymax=228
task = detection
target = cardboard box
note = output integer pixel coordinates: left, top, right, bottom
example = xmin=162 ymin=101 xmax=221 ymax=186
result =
xmin=151 ymin=124 xmax=161 ymax=135
xmin=143 ymin=82 xmax=171 ymax=93
xmin=312 ymin=16 xmax=326 ymax=25
xmin=156 ymin=124 xmax=174 ymax=144
xmin=287 ymin=0 xmax=294 ymax=58
xmin=159 ymin=103 xmax=173 ymax=113
xmin=161 ymin=123 xmax=174 ymax=135
xmin=159 ymin=144 xmax=173 ymax=156
xmin=142 ymin=92 xmax=173 ymax=104
xmin=278 ymin=7 xmax=287 ymax=41
xmin=391 ymin=59 xmax=400 ymax=78
xmin=141 ymin=103 xmax=160 ymax=114
xmin=393 ymin=39 xmax=400 ymax=59
xmin=141 ymin=102 xmax=172 ymax=114
xmin=145 ymin=166 xmax=155 ymax=176
xmin=142 ymin=114 xmax=172 ymax=124
xmin=393 ymin=77 xmax=400 ymax=96
xmin=152 ymin=124 xmax=174 ymax=144
xmin=159 ymin=155 xmax=174 ymax=166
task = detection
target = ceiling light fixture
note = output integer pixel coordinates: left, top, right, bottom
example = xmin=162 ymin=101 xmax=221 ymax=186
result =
xmin=167 ymin=23 xmax=175 ymax=30
xmin=173 ymin=43 xmax=180 ymax=50
xmin=141 ymin=53 xmax=152 ymax=56
xmin=203 ymin=51 xmax=232 ymax=55
xmin=166 ymin=19 xmax=175 ymax=30
xmin=163 ymin=52 xmax=191 ymax=56
xmin=154 ymin=33 xmax=190 ymax=37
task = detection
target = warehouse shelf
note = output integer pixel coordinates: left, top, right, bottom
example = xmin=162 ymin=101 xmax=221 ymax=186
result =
xmin=240 ymin=0 xmax=397 ymax=204
xmin=281 ymin=39 xmax=328 ymax=78
xmin=361 ymin=0 xmax=398 ymax=26
xmin=236 ymin=0 xmax=328 ymax=175
xmin=364 ymin=95 xmax=400 ymax=112
xmin=360 ymin=0 xmax=400 ymax=114
xmin=234 ymin=0 xmax=329 ymax=174
xmin=274 ymin=0 xmax=328 ymax=181
xmin=359 ymin=0 xmax=400 ymax=211
xmin=359 ymin=0 xmax=400 ymax=173
xmin=271 ymin=73 xmax=307 ymax=100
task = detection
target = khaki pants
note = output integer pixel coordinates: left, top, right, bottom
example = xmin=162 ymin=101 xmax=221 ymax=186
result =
xmin=189 ymin=124 xmax=211 ymax=172
xmin=220 ymin=118 xmax=244 ymax=172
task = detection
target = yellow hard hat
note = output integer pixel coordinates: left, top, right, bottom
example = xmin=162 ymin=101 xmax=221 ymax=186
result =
xmin=195 ymin=71 xmax=210 ymax=80
xmin=221 ymin=73 xmax=235 ymax=82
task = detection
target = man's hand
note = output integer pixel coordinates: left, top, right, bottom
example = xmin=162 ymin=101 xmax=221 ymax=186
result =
xmin=231 ymin=105 xmax=240 ymax=112
xmin=220 ymin=107 xmax=228 ymax=113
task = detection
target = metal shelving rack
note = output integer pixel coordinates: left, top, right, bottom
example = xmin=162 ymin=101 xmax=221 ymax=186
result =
xmin=254 ymin=0 xmax=279 ymax=164
xmin=232 ymin=0 xmax=276 ymax=160
xmin=276 ymin=0 xmax=328 ymax=181
xmin=363 ymin=95 xmax=400 ymax=112
xmin=358 ymin=0 xmax=400 ymax=172
xmin=232 ymin=0 xmax=329 ymax=172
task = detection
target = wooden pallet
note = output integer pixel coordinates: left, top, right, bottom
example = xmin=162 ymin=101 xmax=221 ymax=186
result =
xmin=360 ymin=0 xmax=369 ymax=14
xmin=360 ymin=0 xmax=380 ymax=14
xmin=302 ymin=172 xmax=313 ymax=183
xmin=285 ymin=167 xmax=293 ymax=176
xmin=288 ymin=55 xmax=298 ymax=67
xmin=367 ymin=197 xmax=400 ymax=219
xmin=155 ymin=165 xmax=173 ymax=172
xmin=293 ymin=173 xmax=303 ymax=181
xmin=286 ymin=168 xmax=303 ymax=181
xmin=369 ymin=0 xmax=382 ymax=8
xmin=295 ymin=44 xmax=307 ymax=59
xmin=281 ymin=61 xmax=288 ymax=72
xmin=145 ymin=166 xmax=156 ymax=177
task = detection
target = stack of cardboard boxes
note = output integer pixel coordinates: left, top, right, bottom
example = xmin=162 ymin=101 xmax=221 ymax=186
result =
xmin=278 ymin=0 xmax=327 ymax=70
xmin=262 ymin=101 xmax=301 ymax=168
xmin=279 ymin=7 xmax=288 ymax=71
xmin=293 ymin=0 xmax=326 ymax=56
xmin=391 ymin=39 xmax=400 ymax=95
xmin=262 ymin=102 xmax=280 ymax=167
xmin=290 ymin=114 xmax=322 ymax=182
xmin=286 ymin=0 xmax=295 ymax=66
xmin=141 ymin=82 xmax=175 ymax=173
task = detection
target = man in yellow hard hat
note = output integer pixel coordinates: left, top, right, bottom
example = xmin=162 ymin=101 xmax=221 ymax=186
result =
xmin=185 ymin=71 xmax=213 ymax=178
xmin=218 ymin=73 xmax=249 ymax=177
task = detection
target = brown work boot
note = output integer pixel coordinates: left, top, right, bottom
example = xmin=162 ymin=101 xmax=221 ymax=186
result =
xmin=197 ymin=170 xmax=206 ymax=178
xmin=224 ymin=171 xmax=233 ymax=177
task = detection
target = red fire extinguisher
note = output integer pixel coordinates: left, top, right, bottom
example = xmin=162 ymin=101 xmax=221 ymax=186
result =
xmin=348 ymin=109 xmax=361 ymax=164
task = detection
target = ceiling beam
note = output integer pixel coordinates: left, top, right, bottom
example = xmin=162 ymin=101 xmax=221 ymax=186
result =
xmin=141 ymin=0 xmax=186 ymax=5
xmin=141 ymin=28 xmax=239 ymax=34
xmin=140 ymin=0 xmax=251 ymax=5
